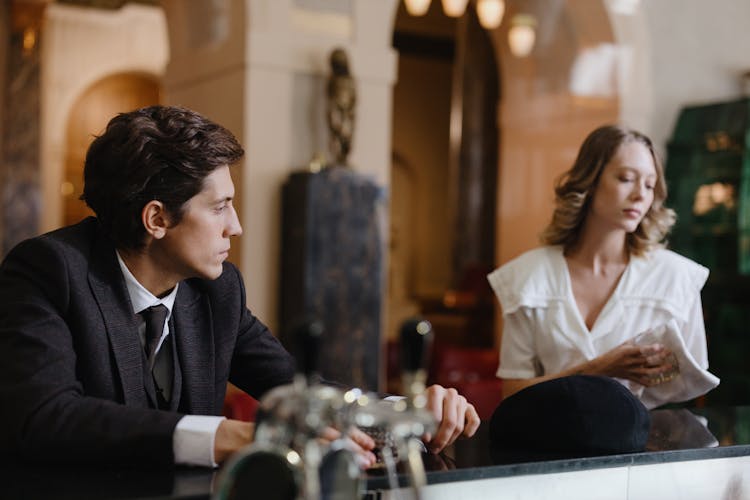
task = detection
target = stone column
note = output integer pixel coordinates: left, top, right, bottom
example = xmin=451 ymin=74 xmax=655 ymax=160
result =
xmin=0 ymin=2 xmax=7 ymax=253
xmin=1 ymin=1 xmax=44 ymax=256
xmin=162 ymin=0 xmax=398 ymax=334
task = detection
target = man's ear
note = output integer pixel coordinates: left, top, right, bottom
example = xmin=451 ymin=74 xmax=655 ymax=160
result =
xmin=142 ymin=200 xmax=170 ymax=240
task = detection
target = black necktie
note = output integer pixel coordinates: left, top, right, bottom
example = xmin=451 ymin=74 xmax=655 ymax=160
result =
xmin=141 ymin=304 xmax=168 ymax=370
xmin=141 ymin=304 xmax=170 ymax=410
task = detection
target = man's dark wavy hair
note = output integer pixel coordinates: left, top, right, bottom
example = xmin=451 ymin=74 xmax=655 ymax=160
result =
xmin=81 ymin=105 xmax=244 ymax=250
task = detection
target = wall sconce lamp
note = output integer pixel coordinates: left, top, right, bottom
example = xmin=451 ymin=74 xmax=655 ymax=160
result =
xmin=22 ymin=27 xmax=38 ymax=56
xmin=508 ymin=13 xmax=537 ymax=58
xmin=476 ymin=0 xmax=505 ymax=29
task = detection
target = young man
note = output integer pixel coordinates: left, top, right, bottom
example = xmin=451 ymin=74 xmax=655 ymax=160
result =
xmin=0 ymin=106 xmax=479 ymax=468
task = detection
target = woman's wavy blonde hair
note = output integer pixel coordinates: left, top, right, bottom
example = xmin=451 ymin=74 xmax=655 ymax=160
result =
xmin=540 ymin=125 xmax=675 ymax=256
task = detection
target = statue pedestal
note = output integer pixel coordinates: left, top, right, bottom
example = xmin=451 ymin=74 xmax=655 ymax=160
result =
xmin=280 ymin=166 xmax=386 ymax=391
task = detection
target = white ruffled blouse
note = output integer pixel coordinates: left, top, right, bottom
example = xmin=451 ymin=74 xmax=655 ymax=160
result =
xmin=487 ymin=246 xmax=716 ymax=408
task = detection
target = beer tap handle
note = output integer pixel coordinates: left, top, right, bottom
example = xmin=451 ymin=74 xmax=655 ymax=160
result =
xmin=399 ymin=317 xmax=433 ymax=398
xmin=290 ymin=317 xmax=325 ymax=382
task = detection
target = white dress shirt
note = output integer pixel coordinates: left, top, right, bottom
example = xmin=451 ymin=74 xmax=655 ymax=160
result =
xmin=116 ymin=252 xmax=224 ymax=466
xmin=487 ymin=246 xmax=716 ymax=408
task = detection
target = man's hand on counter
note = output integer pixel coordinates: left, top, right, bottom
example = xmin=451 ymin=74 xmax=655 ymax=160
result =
xmin=422 ymin=384 xmax=480 ymax=454
xmin=320 ymin=426 xmax=378 ymax=469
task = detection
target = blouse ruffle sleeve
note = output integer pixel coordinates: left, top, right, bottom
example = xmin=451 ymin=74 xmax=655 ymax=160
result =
xmin=488 ymin=247 xmax=566 ymax=379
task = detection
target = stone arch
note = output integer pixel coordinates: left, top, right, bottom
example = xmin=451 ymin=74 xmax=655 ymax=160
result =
xmin=62 ymin=72 xmax=161 ymax=227
xmin=40 ymin=2 xmax=168 ymax=232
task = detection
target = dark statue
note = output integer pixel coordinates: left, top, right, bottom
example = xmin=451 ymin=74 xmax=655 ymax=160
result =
xmin=326 ymin=48 xmax=356 ymax=166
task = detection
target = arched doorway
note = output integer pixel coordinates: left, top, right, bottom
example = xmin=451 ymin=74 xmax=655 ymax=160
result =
xmin=40 ymin=1 xmax=168 ymax=233
xmin=389 ymin=0 xmax=499 ymax=351
xmin=62 ymin=73 xmax=161 ymax=227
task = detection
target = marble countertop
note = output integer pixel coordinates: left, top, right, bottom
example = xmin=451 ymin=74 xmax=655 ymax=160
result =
xmin=3 ymin=405 xmax=749 ymax=499
xmin=365 ymin=405 xmax=750 ymax=490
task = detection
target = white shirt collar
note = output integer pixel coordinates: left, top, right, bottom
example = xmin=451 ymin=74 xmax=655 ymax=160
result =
xmin=116 ymin=251 xmax=178 ymax=317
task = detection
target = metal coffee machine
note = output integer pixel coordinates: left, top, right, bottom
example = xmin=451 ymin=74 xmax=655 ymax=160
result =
xmin=213 ymin=318 xmax=436 ymax=500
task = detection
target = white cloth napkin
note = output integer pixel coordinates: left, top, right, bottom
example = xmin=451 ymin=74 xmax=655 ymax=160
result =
xmin=635 ymin=320 xmax=720 ymax=409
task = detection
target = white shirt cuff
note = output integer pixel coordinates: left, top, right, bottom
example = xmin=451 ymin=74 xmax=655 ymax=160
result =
xmin=174 ymin=415 xmax=226 ymax=467
xmin=382 ymin=395 xmax=406 ymax=402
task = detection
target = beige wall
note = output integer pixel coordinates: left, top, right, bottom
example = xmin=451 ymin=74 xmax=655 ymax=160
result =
xmin=642 ymin=0 xmax=750 ymax=156
xmin=40 ymin=3 xmax=168 ymax=233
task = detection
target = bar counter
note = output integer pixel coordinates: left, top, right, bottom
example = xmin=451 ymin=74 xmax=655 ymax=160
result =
xmin=3 ymin=405 xmax=749 ymax=499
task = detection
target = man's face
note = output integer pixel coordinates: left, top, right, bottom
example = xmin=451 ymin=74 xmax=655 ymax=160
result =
xmin=157 ymin=165 xmax=242 ymax=281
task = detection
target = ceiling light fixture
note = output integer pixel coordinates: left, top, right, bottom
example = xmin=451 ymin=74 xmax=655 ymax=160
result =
xmin=476 ymin=0 xmax=505 ymax=29
xmin=441 ymin=0 xmax=469 ymax=17
xmin=404 ymin=0 xmax=431 ymax=16
xmin=508 ymin=14 xmax=537 ymax=57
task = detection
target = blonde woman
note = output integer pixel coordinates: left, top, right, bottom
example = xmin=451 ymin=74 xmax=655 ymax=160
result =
xmin=488 ymin=125 xmax=717 ymax=409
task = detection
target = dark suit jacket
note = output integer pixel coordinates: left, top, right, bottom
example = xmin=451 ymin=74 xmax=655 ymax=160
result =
xmin=0 ymin=217 xmax=295 ymax=466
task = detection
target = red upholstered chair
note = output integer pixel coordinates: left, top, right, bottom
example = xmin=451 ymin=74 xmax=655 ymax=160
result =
xmin=222 ymin=389 xmax=259 ymax=422
xmin=429 ymin=346 xmax=504 ymax=420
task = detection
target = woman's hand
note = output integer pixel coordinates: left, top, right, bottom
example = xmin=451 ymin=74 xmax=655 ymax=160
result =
xmin=590 ymin=342 xmax=677 ymax=386
xmin=502 ymin=341 xmax=679 ymax=399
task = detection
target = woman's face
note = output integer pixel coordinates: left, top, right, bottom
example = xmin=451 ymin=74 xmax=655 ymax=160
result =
xmin=588 ymin=140 xmax=657 ymax=234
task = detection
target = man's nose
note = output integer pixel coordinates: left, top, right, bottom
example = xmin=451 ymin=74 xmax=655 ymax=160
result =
xmin=227 ymin=207 xmax=243 ymax=237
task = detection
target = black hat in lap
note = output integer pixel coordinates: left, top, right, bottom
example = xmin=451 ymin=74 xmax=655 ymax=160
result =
xmin=489 ymin=375 xmax=650 ymax=464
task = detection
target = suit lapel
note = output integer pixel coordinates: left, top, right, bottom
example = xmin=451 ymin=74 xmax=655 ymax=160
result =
xmin=173 ymin=283 xmax=215 ymax=415
xmin=87 ymin=231 xmax=149 ymax=408
xmin=168 ymin=316 xmax=183 ymax=412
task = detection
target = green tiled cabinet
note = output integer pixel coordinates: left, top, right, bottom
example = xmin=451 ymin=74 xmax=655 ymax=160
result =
xmin=666 ymin=97 xmax=750 ymax=405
